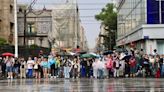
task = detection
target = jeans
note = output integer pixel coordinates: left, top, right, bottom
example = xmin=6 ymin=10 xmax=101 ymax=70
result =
xmin=64 ymin=67 xmax=70 ymax=78
xmin=55 ymin=68 xmax=59 ymax=76
xmin=6 ymin=66 xmax=13 ymax=72
xmin=14 ymin=67 xmax=19 ymax=74
xmin=98 ymin=69 xmax=104 ymax=79
xmin=93 ymin=69 xmax=98 ymax=78
xmin=27 ymin=69 xmax=33 ymax=78
xmin=114 ymin=68 xmax=119 ymax=77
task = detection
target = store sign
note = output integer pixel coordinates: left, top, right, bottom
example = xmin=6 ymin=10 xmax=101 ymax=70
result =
xmin=144 ymin=36 xmax=149 ymax=40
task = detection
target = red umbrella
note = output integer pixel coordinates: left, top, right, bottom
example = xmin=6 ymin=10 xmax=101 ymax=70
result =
xmin=2 ymin=52 xmax=14 ymax=57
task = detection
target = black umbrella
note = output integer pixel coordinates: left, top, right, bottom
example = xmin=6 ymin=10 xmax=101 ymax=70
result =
xmin=103 ymin=51 xmax=113 ymax=55
xmin=122 ymin=55 xmax=132 ymax=60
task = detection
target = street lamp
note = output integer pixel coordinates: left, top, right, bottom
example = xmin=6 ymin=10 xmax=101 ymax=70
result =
xmin=14 ymin=0 xmax=18 ymax=57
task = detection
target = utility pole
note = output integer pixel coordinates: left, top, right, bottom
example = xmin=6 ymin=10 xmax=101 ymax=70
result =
xmin=14 ymin=0 xmax=18 ymax=57
xmin=24 ymin=10 xmax=27 ymax=46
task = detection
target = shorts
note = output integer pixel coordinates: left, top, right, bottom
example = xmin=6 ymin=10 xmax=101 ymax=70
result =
xmin=51 ymin=64 xmax=55 ymax=69
xmin=6 ymin=66 xmax=13 ymax=72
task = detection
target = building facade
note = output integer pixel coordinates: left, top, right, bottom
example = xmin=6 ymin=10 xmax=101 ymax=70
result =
xmin=48 ymin=1 xmax=87 ymax=51
xmin=117 ymin=0 xmax=164 ymax=54
xmin=97 ymin=24 xmax=108 ymax=51
xmin=17 ymin=6 xmax=52 ymax=48
xmin=18 ymin=1 xmax=87 ymax=50
xmin=0 ymin=0 xmax=15 ymax=44
xmin=79 ymin=26 xmax=88 ymax=51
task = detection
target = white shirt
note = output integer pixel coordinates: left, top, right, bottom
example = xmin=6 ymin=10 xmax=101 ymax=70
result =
xmin=27 ymin=60 xmax=34 ymax=69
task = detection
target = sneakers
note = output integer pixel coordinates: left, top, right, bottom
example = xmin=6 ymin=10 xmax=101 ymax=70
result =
xmin=7 ymin=76 xmax=10 ymax=79
xmin=10 ymin=76 xmax=13 ymax=79
xmin=7 ymin=76 xmax=13 ymax=79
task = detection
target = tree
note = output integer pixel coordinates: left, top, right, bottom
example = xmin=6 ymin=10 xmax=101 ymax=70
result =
xmin=95 ymin=3 xmax=117 ymax=50
xmin=0 ymin=38 xmax=7 ymax=45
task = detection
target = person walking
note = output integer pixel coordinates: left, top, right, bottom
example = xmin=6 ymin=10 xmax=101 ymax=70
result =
xmin=13 ymin=58 xmax=20 ymax=78
xmin=5 ymin=56 xmax=14 ymax=79
xmin=72 ymin=58 xmax=79 ymax=79
xmin=113 ymin=57 xmax=120 ymax=78
xmin=27 ymin=57 xmax=34 ymax=78
xmin=92 ymin=59 xmax=98 ymax=78
xmin=97 ymin=58 xmax=105 ymax=79
xmin=63 ymin=59 xmax=72 ymax=78
xmin=20 ymin=58 xmax=26 ymax=78
xmin=48 ymin=56 xmax=56 ymax=78
xmin=106 ymin=55 xmax=113 ymax=78
xmin=41 ymin=57 xmax=49 ymax=78
xmin=129 ymin=56 xmax=136 ymax=77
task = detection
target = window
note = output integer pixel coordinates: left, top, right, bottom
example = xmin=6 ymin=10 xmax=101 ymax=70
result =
xmin=28 ymin=39 xmax=35 ymax=46
xmin=27 ymin=23 xmax=36 ymax=34
xmin=10 ymin=5 xmax=13 ymax=13
xmin=147 ymin=0 xmax=160 ymax=24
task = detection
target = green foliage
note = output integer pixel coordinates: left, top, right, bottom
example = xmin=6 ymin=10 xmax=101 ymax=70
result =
xmin=95 ymin=3 xmax=117 ymax=50
xmin=95 ymin=3 xmax=117 ymax=31
xmin=29 ymin=44 xmax=39 ymax=49
xmin=0 ymin=38 xmax=7 ymax=45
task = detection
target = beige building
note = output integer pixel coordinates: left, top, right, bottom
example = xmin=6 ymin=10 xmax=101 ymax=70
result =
xmin=17 ymin=5 xmax=52 ymax=48
xmin=96 ymin=24 xmax=108 ymax=51
xmin=49 ymin=1 xmax=86 ymax=50
xmin=0 ymin=0 xmax=15 ymax=44
xmin=79 ymin=26 xmax=88 ymax=51
xmin=17 ymin=0 xmax=88 ymax=50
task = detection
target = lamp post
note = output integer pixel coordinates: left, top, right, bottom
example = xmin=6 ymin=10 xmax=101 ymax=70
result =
xmin=14 ymin=0 xmax=18 ymax=57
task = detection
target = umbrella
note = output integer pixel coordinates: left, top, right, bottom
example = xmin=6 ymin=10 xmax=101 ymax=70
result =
xmin=68 ymin=52 xmax=76 ymax=56
xmin=2 ymin=52 xmax=14 ymax=57
xmin=80 ymin=53 xmax=98 ymax=58
xmin=115 ymin=48 xmax=127 ymax=53
xmin=77 ymin=51 xmax=87 ymax=54
xmin=103 ymin=51 xmax=113 ymax=55
xmin=121 ymin=55 xmax=132 ymax=60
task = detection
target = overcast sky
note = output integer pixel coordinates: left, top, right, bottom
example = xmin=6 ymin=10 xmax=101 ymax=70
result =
xmin=17 ymin=0 xmax=111 ymax=49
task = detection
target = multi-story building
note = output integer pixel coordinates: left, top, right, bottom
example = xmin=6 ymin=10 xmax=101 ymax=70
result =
xmin=18 ymin=0 xmax=87 ymax=50
xmin=117 ymin=0 xmax=164 ymax=54
xmin=79 ymin=26 xmax=88 ymax=51
xmin=49 ymin=0 xmax=85 ymax=50
xmin=0 ymin=0 xmax=15 ymax=44
xmin=97 ymin=24 xmax=108 ymax=51
xmin=17 ymin=5 xmax=52 ymax=48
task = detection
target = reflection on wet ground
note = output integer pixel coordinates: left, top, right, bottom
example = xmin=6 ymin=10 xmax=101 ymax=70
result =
xmin=0 ymin=78 xmax=164 ymax=92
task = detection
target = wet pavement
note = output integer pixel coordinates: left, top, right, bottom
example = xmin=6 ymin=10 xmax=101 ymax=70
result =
xmin=0 ymin=78 xmax=164 ymax=92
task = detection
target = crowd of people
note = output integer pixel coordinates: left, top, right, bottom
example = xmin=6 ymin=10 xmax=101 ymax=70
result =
xmin=0 ymin=49 xmax=164 ymax=79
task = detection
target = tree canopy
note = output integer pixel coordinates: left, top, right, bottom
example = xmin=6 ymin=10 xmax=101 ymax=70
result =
xmin=95 ymin=3 xmax=117 ymax=50
xmin=95 ymin=3 xmax=117 ymax=31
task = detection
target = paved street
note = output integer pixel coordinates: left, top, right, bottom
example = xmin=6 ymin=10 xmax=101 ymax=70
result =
xmin=0 ymin=78 xmax=164 ymax=92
